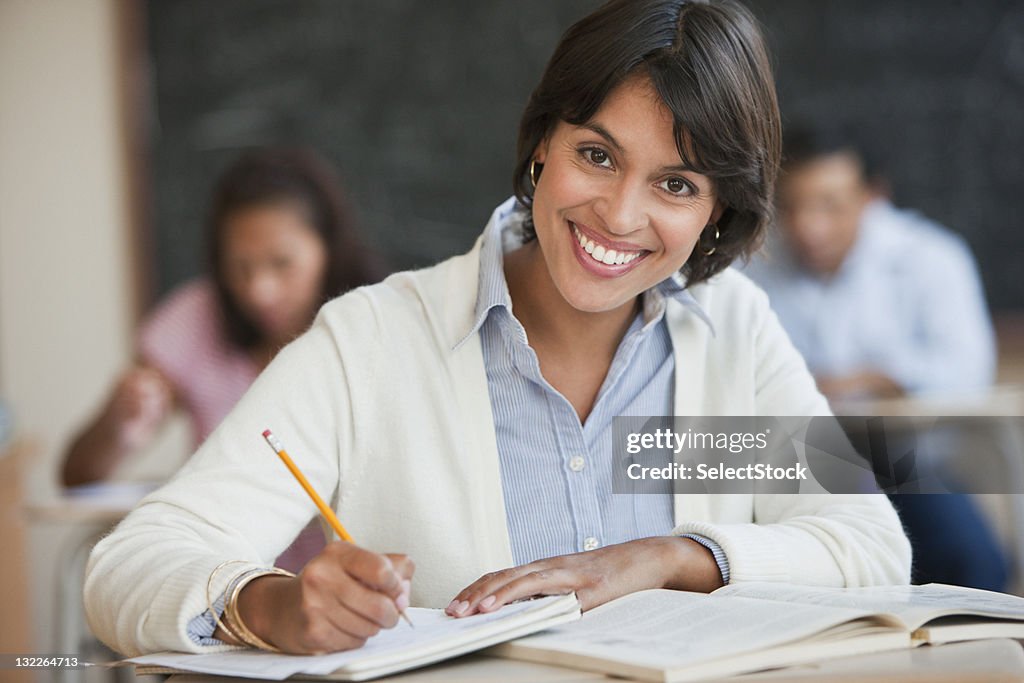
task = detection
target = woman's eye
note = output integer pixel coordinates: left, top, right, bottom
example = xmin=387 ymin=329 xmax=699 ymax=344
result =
xmin=660 ymin=177 xmax=693 ymax=197
xmin=582 ymin=148 xmax=612 ymax=168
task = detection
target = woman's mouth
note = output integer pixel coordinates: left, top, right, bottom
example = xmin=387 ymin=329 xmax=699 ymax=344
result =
xmin=569 ymin=221 xmax=649 ymax=277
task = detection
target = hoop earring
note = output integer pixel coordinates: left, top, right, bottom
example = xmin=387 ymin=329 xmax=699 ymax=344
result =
xmin=529 ymin=160 xmax=542 ymax=189
xmin=701 ymin=224 xmax=720 ymax=256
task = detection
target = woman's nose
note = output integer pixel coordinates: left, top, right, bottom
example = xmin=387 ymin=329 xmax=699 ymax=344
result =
xmin=244 ymin=271 xmax=281 ymax=308
xmin=594 ymin=178 xmax=648 ymax=235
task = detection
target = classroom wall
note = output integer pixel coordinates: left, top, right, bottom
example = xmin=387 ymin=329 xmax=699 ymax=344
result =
xmin=142 ymin=0 xmax=1024 ymax=313
xmin=0 ymin=0 xmax=132 ymax=666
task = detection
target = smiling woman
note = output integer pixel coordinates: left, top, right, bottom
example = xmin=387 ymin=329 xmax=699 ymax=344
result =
xmin=524 ymin=77 xmax=719 ymax=315
xmin=84 ymin=0 xmax=911 ymax=659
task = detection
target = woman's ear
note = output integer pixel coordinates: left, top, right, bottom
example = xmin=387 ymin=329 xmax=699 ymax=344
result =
xmin=711 ymin=200 xmax=726 ymax=225
xmin=533 ymin=137 xmax=551 ymax=165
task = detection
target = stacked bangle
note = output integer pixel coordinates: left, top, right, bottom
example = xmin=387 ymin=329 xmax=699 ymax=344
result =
xmin=223 ymin=568 xmax=295 ymax=652
xmin=205 ymin=561 xmax=295 ymax=652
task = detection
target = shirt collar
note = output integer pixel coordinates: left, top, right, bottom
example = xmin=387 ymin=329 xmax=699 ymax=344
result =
xmin=453 ymin=197 xmax=715 ymax=350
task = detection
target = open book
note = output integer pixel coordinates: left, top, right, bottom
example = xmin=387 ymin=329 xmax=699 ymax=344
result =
xmin=128 ymin=593 xmax=579 ymax=681
xmin=489 ymin=583 xmax=1024 ymax=682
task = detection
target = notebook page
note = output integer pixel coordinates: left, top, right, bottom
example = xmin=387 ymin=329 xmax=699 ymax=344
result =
xmin=301 ymin=595 xmax=576 ymax=675
xmin=129 ymin=594 xmax=575 ymax=680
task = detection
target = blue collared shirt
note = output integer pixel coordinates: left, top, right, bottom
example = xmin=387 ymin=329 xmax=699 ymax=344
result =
xmin=744 ymin=199 xmax=995 ymax=396
xmin=459 ymin=199 xmax=727 ymax=571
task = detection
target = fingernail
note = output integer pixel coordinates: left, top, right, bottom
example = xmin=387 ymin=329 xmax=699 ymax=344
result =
xmin=396 ymin=592 xmax=410 ymax=611
xmin=456 ymin=600 xmax=470 ymax=615
xmin=445 ymin=599 xmax=459 ymax=614
xmin=479 ymin=595 xmax=496 ymax=611
xmin=401 ymin=579 xmax=412 ymax=594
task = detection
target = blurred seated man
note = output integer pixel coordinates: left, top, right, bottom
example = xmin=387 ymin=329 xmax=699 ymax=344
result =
xmin=745 ymin=124 xmax=1009 ymax=591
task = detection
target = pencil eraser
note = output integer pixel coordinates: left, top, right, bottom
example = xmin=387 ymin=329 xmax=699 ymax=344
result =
xmin=262 ymin=429 xmax=272 ymax=438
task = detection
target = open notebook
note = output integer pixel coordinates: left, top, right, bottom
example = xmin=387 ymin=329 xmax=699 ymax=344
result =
xmin=129 ymin=593 xmax=579 ymax=681
xmin=489 ymin=583 xmax=1024 ymax=682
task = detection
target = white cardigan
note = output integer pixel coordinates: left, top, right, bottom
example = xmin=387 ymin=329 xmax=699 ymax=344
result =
xmin=84 ymin=208 xmax=911 ymax=656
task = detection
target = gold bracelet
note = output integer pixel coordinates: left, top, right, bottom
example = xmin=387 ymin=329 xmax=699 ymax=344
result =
xmin=205 ymin=560 xmax=250 ymax=645
xmin=223 ymin=568 xmax=296 ymax=652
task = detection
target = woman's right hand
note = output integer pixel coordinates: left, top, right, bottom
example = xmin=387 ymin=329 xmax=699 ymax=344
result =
xmin=231 ymin=542 xmax=415 ymax=654
xmin=104 ymin=366 xmax=174 ymax=450
xmin=62 ymin=364 xmax=175 ymax=487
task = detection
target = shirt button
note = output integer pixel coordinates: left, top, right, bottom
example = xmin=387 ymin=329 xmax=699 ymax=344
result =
xmin=583 ymin=536 xmax=600 ymax=551
xmin=569 ymin=455 xmax=586 ymax=472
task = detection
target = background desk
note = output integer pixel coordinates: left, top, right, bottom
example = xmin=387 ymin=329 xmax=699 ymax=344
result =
xmin=1 ymin=439 xmax=34 ymax=683
xmin=27 ymin=481 xmax=158 ymax=524
xmin=164 ymin=638 xmax=1024 ymax=682
xmin=26 ymin=482 xmax=157 ymax=683
xmin=833 ymin=385 xmax=1024 ymax=593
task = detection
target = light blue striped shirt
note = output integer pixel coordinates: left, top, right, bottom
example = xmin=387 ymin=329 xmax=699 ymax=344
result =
xmin=459 ymin=200 xmax=728 ymax=573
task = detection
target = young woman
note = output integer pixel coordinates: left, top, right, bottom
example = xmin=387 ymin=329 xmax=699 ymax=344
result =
xmin=85 ymin=0 xmax=910 ymax=657
xmin=65 ymin=147 xmax=383 ymax=570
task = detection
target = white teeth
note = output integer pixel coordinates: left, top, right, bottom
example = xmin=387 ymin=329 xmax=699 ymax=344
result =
xmin=571 ymin=223 xmax=643 ymax=267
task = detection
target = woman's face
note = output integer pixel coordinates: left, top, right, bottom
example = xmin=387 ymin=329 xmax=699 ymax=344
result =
xmin=221 ymin=202 xmax=328 ymax=345
xmin=531 ymin=75 xmax=722 ymax=313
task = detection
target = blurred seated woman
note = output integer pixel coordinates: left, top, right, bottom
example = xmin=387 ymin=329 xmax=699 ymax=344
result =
xmin=62 ymin=147 xmax=384 ymax=570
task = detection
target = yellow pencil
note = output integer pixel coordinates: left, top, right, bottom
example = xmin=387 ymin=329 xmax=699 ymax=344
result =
xmin=262 ymin=429 xmax=413 ymax=628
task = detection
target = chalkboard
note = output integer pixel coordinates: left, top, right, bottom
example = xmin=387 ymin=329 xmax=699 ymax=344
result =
xmin=145 ymin=0 xmax=1024 ymax=310
xmin=747 ymin=0 xmax=1024 ymax=312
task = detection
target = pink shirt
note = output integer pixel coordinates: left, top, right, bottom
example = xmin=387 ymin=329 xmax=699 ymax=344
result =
xmin=138 ymin=279 xmax=258 ymax=444
xmin=137 ymin=278 xmax=323 ymax=573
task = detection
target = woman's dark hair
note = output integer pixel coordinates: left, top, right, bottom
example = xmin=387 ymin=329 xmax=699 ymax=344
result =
xmin=513 ymin=0 xmax=780 ymax=286
xmin=207 ymin=147 xmax=385 ymax=349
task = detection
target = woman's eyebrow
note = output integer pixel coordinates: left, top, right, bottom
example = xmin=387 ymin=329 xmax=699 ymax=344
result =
xmin=579 ymin=122 xmax=697 ymax=175
xmin=580 ymin=122 xmax=623 ymax=152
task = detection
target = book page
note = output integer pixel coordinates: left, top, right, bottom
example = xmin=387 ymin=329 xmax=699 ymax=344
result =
xmin=715 ymin=582 xmax=1024 ymax=630
xmin=502 ymin=589 xmax=883 ymax=669
xmin=129 ymin=594 xmax=577 ymax=680
xmin=916 ymin=617 xmax=1024 ymax=645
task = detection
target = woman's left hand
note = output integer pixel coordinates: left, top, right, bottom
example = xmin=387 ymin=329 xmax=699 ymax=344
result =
xmin=445 ymin=536 xmax=723 ymax=617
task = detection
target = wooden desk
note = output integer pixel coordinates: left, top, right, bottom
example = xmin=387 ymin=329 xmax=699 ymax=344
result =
xmin=26 ymin=481 xmax=158 ymax=524
xmin=0 ymin=439 xmax=34 ymax=683
xmin=832 ymin=383 xmax=1024 ymax=418
xmin=26 ymin=481 xmax=157 ymax=683
xmin=164 ymin=639 xmax=1024 ymax=682
xmin=831 ymin=387 xmax=1024 ymax=591
xmin=720 ymin=638 xmax=1024 ymax=682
